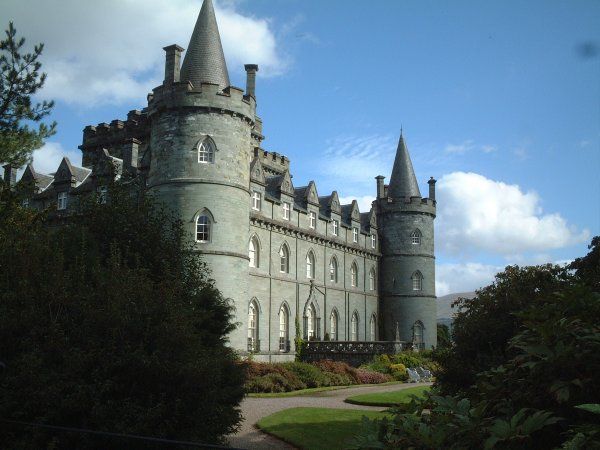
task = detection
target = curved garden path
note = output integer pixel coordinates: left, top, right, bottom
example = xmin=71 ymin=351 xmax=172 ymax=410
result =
xmin=227 ymin=382 xmax=431 ymax=450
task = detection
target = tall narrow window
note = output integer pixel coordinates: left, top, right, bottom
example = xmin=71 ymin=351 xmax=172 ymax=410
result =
xmin=248 ymin=301 xmax=259 ymax=352
xmin=306 ymin=251 xmax=315 ymax=279
xmin=251 ymin=191 xmax=261 ymax=211
xmin=351 ymin=312 xmax=359 ymax=341
xmin=351 ymin=262 xmax=358 ymax=287
xmin=371 ymin=234 xmax=376 ymax=249
xmin=370 ymin=315 xmax=377 ymax=341
xmin=412 ymin=271 xmax=423 ymax=291
xmin=196 ymin=215 xmax=210 ymax=242
xmin=307 ymin=304 xmax=315 ymax=340
xmin=282 ymin=202 xmax=290 ymax=220
xmin=352 ymin=227 xmax=358 ymax=243
xmin=279 ymin=305 xmax=289 ymax=352
xmin=279 ymin=244 xmax=289 ymax=273
xmin=413 ymin=321 xmax=424 ymax=350
xmin=329 ymin=257 xmax=338 ymax=283
xmin=411 ymin=229 xmax=422 ymax=245
xmin=198 ymin=139 xmax=215 ymax=163
xmin=57 ymin=192 xmax=68 ymax=210
xmin=332 ymin=219 xmax=339 ymax=236
xmin=330 ymin=310 xmax=338 ymax=341
xmin=309 ymin=211 xmax=316 ymax=229
xmin=249 ymin=237 xmax=259 ymax=268
xmin=369 ymin=268 xmax=376 ymax=291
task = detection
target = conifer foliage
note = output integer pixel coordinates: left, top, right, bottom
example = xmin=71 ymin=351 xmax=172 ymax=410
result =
xmin=0 ymin=186 xmax=244 ymax=448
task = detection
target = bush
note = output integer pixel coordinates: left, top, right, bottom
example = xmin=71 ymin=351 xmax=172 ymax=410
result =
xmin=245 ymin=373 xmax=306 ymax=393
xmin=282 ymin=361 xmax=332 ymax=388
xmin=314 ymin=360 xmax=360 ymax=384
xmin=390 ymin=363 xmax=408 ymax=382
xmin=355 ymin=369 xmax=393 ymax=384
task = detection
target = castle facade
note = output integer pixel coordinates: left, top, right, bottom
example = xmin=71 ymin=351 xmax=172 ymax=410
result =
xmin=10 ymin=0 xmax=437 ymax=361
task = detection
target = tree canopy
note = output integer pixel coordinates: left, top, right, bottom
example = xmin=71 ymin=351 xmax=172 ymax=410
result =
xmin=0 ymin=185 xmax=245 ymax=448
xmin=0 ymin=22 xmax=56 ymax=168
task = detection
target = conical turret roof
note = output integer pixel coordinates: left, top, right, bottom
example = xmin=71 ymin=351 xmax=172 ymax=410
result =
xmin=388 ymin=133 xmax=421 ymax=198
xmin=180 ymin=0 xmax=230 ymax=90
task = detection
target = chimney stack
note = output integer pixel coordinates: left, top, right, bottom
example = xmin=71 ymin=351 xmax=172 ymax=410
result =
xmin=375 ymin=175 xmax=386 ymax=199
xmin=428 ymin=177 xmax=436 ymax=201
xmin=163 ymin=45 xmax=184 ymax=85
xmin=244 ymin=64 xmax=259 ymax=98
xmin=123 ymin=138 xmax=140 ymax=173
xmin=3 ymin=164 xmax=16 ymax=189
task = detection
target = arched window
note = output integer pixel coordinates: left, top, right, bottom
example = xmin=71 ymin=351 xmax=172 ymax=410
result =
xmin=411 ymin=229 xmax=422 ymax=245
xmin=279 ymin=304 xmax=289 ymax=352
xmin=306 ymin=304 xmax=316 ymax=340
xmin=198 ymin=138 xmax=215 ymax=163
xmin=329 ymin=257 xmax=338 ymax=283
xmin=412 ymin=271 xmax=423 ymax=291
xmin=249 ymin=236 xmax=259 ymax=268
xmin=369 ymin=268 xmax=376 ymax=291
xmin=306 ymin=251 xmax=315 ymax=279
xmin=351 ymin=262 xmax=358 ymax=287
xmin=248 ymin=300 xmax=259 ymax=352
xmin=351 ymin=312 xmax=359 ymax=341
xmin=330 ymin=309 xmax=338 ymax=341
xmin=413 ymin=320 xmax=424 ymax=350
xmin=196 ymin=215 xmax=211 ymax=242
xmin=370 ymin=314 xmax=377 ymax=341
xmin=279 ymin=244 xmax=289 ymax=273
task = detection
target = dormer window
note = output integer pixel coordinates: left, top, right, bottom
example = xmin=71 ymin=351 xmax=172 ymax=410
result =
xmin=352 ymin=227 xmax=358 ymax=243
xmin=332 ymin=220 xmax=339 ymax=236
xmin=371 ymin=234 xmax=376 ymax=249
xmin=198 ymin=139 xmax=215 ymax=163
xmin=309 ymin=211 xmax=316 ymax=229
xmin=57 ymin=192 xmax=68 ymax=210
xmin=252 ymin=191 xmax=261 ymax=211
xmin=282 ymin=202 xmax=290 ymax=220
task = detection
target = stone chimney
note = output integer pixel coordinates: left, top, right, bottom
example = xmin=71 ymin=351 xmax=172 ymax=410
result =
xmin=3 ymin=164 xmax=16 ymax=189
xmin=375 ymin=175 xmax=385 ymax=199
xmin=428 ymin=177 xmax=437 ymax=201
xmin=244 ymin=64 xmax=258 ymax=98
xmin=163 ymin=44 xmax=184 ymax=85
xmin=123 ymin=138 xmax=140 ymax=172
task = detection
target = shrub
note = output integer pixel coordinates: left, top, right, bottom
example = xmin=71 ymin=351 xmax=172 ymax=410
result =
xmin=390 ymin=363 xmax=408 ymax=382
xmin=245 ymin=373 xmax=306 ymax=393
xmin=282 ymin=361 xmax=331 ymax=388
xmin=355 ymin=369 xmax=393 ymax=384
xmin=314 ymin=360 xmax=360 ymax=384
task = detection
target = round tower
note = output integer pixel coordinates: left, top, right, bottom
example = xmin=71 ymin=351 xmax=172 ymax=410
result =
xmin=377 ymin=133 xmax=437 ymax=349
xmin=146 ymin=0 xmax=255 ymax=349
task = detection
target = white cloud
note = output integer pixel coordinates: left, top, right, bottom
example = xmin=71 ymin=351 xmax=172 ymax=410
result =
xmin=437 ymin=172 xmax=590 ymax=255
xmin=338 ymin=195 xmax=375 ymax=213
xmin=1 ymin=0 xmax=286 ymax=107
xmin=31 ymin=142 xmax=81 ymax=175
xmin=444 ymin=140 xmax=496 ymax=155
xmin=436 ymin=262 xmax=501 ymax=296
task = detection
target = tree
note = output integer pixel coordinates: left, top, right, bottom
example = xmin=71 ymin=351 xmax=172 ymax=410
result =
xmin=570 ymin=236 xmax=600 ymax=292
xmin=0 ymin=184 xmax=244 ymax=448
xmin=0 ymin=22 xmax=56 ymax=168
xmin=436 ymin=323 xmax=451 ymax=349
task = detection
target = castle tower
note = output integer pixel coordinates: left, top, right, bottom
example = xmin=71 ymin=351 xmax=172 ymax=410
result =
xmin=146 ymin=0 xmax=256 ymax=349
xmin=377 ymin=133 xmax=437 ymax=349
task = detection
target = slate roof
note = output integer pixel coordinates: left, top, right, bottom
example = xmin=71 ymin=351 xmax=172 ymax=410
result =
xmin=387 ymin=133 xmax=421 ymax=198
xmin=179 ymin=0 xmax=230 ymax=90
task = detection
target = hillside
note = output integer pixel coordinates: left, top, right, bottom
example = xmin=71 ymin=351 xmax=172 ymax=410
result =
xmin=437 ymin=291 xmax=476 ymax=319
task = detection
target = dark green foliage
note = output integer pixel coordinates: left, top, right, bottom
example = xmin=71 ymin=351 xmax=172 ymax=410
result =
xmin=0 ymin=185 xmax=244 ymax=448
xmin=437 ymin=323 xmax=451 ymax=348
xmin=0 ymin=22 xmax=56 ymax=168
xmin=570 ymin=236 xmax=600 ymax=292
xmin=282 ymin=361 xmax=333 ymax=388
xmin=354 ymin=239 xmax=600 ymax=449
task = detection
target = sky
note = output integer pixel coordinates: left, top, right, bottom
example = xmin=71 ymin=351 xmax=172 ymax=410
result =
xmin=2 ymin=0 xmax=599 ymax=296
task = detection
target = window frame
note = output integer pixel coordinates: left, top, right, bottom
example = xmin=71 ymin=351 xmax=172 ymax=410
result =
xmin=249 ymin=236 xmax=259 ymax=268
xmin=251 ymin=191 xmax=262 ymax=211
xmin=371 ymin=234 xmax=376 ymax=249
xmin=352 ymin=227 xmax=358 ymax=243
xmin=279 ymin=305 xmax=289 ymax=352
xmin=369 ymin=268 xmax=376 ymax=291
xmin=248 ymin=301 xmax=259 ymax=352
xmin=350 ymin=262 xmax=358 ymax=287
xmin=370 ymin=314 xmax=377 ymax=341
xmin=329 ymin=257 xmax=338 ymax=283
xmin=309 ymin=211 xmax=316 ymax=229
xmin=329 ymin=310 xmax=338 ymax=341
xmin=306 ymin=251 xmax=315 ymax=279
xmin=332 ymin=219 xmax=339 ymax=236
xmin=282 ymin=202 xmax=290 ymax=220
xmin=279 ymin=244 xmax=290 ymax=273
xmin=57 ymin=191 xmax=68 ymax=210
xmin=411 ymin=229 xmax=422 ymax=245
xmin=412 ymin=271 xmax=423 ymax=291
xmin=198 ymin=139 xmax=215 ymax=164
xmin=351 ymin=312 xmax=359 ymax=342
xmin=196 ymin=215 xmax=211 ymax=243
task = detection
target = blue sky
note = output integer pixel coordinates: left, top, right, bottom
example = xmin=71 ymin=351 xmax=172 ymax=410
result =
xmin=3 ymin=0 xmax=599 ymax=295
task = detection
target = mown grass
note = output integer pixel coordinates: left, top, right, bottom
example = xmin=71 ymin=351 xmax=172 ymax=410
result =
xmin=344 ymin=385 xmax=430 ymax=406
xmin=257 ymin=407 xmax=390 ymax=450
xmin=247 ymin=380 xmax=402 ymax=398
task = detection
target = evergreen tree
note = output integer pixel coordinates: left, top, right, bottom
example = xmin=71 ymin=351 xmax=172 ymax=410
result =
xmin=0 ymin=22 xmax=56 ymax=168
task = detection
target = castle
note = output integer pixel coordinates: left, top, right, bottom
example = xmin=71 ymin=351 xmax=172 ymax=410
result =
xmin=7 ymin=0 xmax=437 ymax=362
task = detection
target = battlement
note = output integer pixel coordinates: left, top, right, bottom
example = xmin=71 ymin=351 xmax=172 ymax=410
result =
xmin=254 ymin=148 xmax=290 ymax=175
xmin=148 ymin=80 xmax=257 ymax=123
xmin=379 ymin=195 xmax=436 ymax=216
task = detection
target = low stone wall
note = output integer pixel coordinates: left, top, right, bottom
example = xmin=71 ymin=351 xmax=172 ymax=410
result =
xmin=302 ymin=340 xmax=407 ymax=367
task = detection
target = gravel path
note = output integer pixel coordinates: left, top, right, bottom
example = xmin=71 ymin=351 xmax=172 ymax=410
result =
xmin=226 ymin=382 xmax=431 ymax=450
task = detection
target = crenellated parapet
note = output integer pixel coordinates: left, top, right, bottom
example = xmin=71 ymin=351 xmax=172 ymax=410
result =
xmin=253 ymin=148 xmax=290 ymax=175
xmin=378 ymin=195 xmax=436 ymax=217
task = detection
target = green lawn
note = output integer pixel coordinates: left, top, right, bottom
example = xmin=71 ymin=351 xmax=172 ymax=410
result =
xmin=345 ymin=385 xmax=430 ymax=406
xmin=257 ymin=407 xmax=390 ymax=450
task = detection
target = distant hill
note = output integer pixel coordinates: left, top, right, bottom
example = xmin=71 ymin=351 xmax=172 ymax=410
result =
xmin=437 ymin=291 xmax=476 ymax=320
